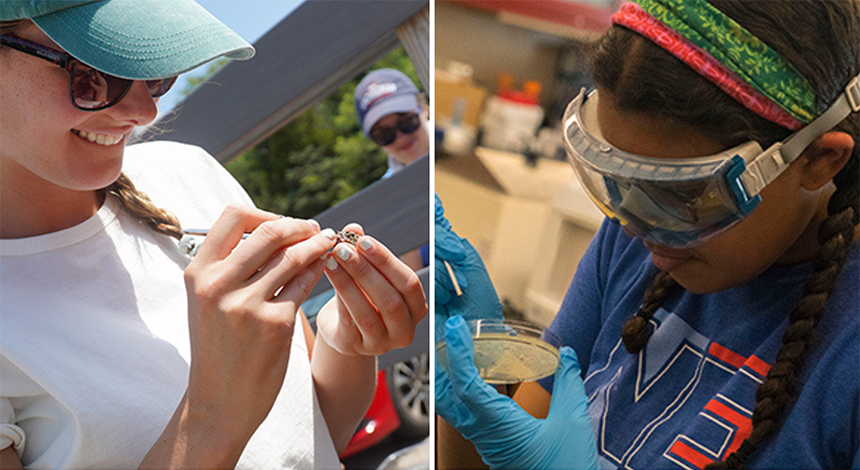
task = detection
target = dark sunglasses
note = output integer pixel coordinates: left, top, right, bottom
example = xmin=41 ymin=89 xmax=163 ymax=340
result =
xmin=369 ymin=111 xmax=422 ymax=146
xmin=0 ymin=35 xmax=177 ymax=112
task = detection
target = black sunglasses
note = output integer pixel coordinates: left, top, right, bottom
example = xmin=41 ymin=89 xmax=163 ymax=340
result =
xmin=0 ymin=35 xmax=177 ymax=112
xmin=369 ymin=111 xmax=422 ymax=146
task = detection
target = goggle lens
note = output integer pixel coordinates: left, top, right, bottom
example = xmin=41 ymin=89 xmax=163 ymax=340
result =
xmin=563 ymin=89 xmax=753 ymax=248
xmin=370 ymin=113 xmax=421 ymax=146
xmin=69 ymin=61 xmax=177 ymax=111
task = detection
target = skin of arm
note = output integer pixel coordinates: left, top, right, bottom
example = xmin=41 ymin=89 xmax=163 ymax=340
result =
xmin=435 ymin=381 xmax=552 ymax=470
xmin=514 ymin=381 xmax=552 ymax=419
xmin=300 ymin=310 xmax=376 ymax=455
xmin=137 ymin=391 xmax=256 ymax=469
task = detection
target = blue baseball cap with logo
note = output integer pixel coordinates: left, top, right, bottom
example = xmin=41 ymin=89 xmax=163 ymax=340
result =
xmin=354 ymin=68 xmax=420 ymax=135
xmin=0 ymin=0 xmax=254 ymax=80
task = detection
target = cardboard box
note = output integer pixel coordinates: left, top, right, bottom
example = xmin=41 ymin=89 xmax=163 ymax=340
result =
xmin=434 ymin=76 xmax=488 ymax=128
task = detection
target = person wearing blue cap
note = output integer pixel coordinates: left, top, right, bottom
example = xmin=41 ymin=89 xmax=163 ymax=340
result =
xmin=354 ymin=68 xmax=431 ymax=272
xmin=355 ymin=68 xmax=430 ymax=179
xmin=0 ymin=2 xmax=427 ymax=469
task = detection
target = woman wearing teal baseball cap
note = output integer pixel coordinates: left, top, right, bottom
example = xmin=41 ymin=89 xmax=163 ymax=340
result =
xmin=0 ymin=1 xmax=427 ymax=469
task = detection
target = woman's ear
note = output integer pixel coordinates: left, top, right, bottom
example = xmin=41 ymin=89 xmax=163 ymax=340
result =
xmin=799 ymin=131 xmax=855 ymax=190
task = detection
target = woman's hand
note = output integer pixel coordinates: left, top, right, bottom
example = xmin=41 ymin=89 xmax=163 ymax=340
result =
xmin=181 ymin=205 xmax=337 ymax=440
xmin=316 ymin=223 xmax=428 ymax=356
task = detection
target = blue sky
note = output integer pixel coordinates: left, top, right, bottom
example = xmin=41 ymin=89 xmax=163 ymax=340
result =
xmin=156 ymin=0 xmax=305 ymax=114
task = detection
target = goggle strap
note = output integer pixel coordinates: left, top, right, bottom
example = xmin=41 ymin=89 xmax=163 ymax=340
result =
xmin=741 ymin=144 xmax=786 ymax=196
xmin=742 ymin=71 xmax=860 ymax=196
xmin=847 ymin=76 xmax=860 ymax=113
xmin=785 ymin=72 xmax=860 ymax=161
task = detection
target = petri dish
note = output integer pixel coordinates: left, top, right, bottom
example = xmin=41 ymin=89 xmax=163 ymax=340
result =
xmin=437 ymin=318 xmax=561 ymax=384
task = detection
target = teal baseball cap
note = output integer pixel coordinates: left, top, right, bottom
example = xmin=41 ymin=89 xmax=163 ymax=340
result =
xmin=1 ymin=0 xmax=255 ymax=79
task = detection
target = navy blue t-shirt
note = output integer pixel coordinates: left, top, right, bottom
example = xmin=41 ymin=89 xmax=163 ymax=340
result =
xmin=540 ymin=219 xmax=859 ymax=469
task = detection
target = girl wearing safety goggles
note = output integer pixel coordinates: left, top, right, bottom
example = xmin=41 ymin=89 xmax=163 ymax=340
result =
xmin=0 ymin=1 xmax=427 ymax=469
xmin=436 ymin=1 xmax=859 ymax=469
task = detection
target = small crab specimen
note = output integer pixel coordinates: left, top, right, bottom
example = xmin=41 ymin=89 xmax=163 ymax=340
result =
xmin=336 ymin=230 xmax=360 ymax=246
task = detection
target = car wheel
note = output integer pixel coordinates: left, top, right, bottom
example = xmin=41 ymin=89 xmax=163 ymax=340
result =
xmin=386 ymin=352 xmax=429 ymax=440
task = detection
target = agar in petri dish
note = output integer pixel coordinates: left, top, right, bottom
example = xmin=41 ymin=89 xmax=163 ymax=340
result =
xmin=437 ymin=318 xmax=561 ymax=384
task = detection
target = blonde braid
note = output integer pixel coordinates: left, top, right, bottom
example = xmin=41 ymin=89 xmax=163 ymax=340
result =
xmin=102 ymin=173 xmax=183 ymax=240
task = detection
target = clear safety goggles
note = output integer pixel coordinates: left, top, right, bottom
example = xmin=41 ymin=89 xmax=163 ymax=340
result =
xmin=562 ymin=76 xmax=860 ymax=248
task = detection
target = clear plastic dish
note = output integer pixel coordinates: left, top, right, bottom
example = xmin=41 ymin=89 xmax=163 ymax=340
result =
xmin=436 ymin=318 xmax=561 ymax=384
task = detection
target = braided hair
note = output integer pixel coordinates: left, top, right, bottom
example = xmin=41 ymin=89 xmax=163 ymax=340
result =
xmin=590 ymin=1 xmax=860 ymax=467
xmin=100 ymin=174 xmax=183 ymax=240
xmin=1 ymin=20 xmax=184 ymax=241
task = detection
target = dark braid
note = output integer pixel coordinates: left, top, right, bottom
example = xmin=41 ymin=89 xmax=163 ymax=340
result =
xmin=707 ymin=196 xmax=857 ymax=470
xmin=590 ymin=1 xmax=860 ymax=467
xmin=621 ymin=270 xmax=678 ymax=353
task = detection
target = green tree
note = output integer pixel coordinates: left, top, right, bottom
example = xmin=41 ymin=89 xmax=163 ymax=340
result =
xmin=224 ymin=46 xmax=422 ymax=219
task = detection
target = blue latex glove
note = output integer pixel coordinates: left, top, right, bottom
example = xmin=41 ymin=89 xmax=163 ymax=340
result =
xmin=436 ymin=316 xmax=599 ymax=470
xmin=434 ymin=194 xmax=504 ymax=340
xmin=434 ymin=193 xmax=466 ymax=306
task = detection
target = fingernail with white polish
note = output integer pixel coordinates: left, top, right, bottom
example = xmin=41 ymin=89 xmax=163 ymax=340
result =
xmin=358 ymin=238 xmax=373 ymax=251
xmin=336 ymin=245 xmax=352 ymax=261
xmin=321 ymin=228 xmax=336 ymax=240
xmin=320 ymin=251 xmax=329 ymax=260
xmin=326 ymin=257 xmax=338 ymax=270
xmin=309 ymin=219 xmax=320 ymax=230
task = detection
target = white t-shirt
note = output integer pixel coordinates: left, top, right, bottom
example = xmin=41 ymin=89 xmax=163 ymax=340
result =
xmin=0 ymin=141 xmax=340 ymax=469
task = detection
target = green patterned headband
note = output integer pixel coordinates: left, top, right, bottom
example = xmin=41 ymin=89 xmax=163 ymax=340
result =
xmin=633 ymin=0 xmax=818 ymax=123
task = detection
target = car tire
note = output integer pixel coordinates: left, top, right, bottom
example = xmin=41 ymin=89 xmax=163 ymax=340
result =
xmin=386 ymin=352 xmax=429 ymax=440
